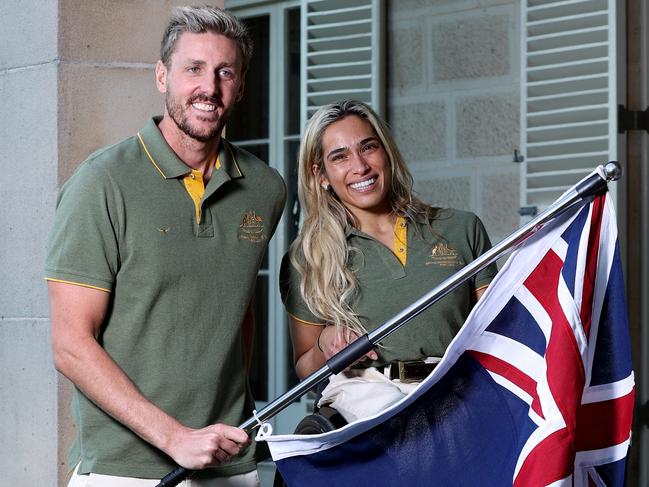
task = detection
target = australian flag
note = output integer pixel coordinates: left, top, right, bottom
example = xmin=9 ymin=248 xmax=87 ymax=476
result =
xmin=263 ymin=190 xmax=635 ymax=486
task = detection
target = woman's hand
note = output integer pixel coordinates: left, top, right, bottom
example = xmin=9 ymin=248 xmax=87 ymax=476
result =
xmin=317 ymin=325 xmax=378 ymax=362
xmin=290 ymin=317 xmax=378 ymax=379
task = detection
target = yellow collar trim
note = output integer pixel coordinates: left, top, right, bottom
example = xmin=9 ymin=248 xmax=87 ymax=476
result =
xmin=183 ymin=170 xmax=205 ymax=224
xmin=181 ymin=156 xmax=218 ymax=224
xmin=138 ymin=131 xmax=218 ymax=224
xmin=394 ymin=215 xmax=407 ymax=266
xmin=137 ymin=132 xmax=166 ymax=178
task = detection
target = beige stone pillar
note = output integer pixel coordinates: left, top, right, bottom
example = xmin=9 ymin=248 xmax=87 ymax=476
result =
xmin=0 ymin=1 xmax=222 ymax=485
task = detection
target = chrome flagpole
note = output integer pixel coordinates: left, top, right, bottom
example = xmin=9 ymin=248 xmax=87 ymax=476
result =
xmin=156 ymin=161 xmax=621 ymax=487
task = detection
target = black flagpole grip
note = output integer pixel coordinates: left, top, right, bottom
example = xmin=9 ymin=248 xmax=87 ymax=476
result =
xmin=156 ymin=467 xmax=192 ymax=487
xmin=575 ymin=161 xmax=621 ymax=199
xmin=326 ymin=335 xmax=374 ymax=375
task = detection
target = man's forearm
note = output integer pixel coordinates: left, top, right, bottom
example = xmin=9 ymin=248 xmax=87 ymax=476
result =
xmin=49 ymin=281 xmax=250 ymax=470
xmin=54 ymin=334 xmax=182 ymax=455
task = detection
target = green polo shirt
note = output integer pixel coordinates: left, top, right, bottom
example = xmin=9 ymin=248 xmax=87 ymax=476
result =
xmin=280 ymin=209 xmax=497 ymax=365
xmin=45 ymin=117 xmax=286 ymax=479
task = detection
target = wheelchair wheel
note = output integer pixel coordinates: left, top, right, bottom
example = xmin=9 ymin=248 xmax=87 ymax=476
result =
xmin=312 ymin=405 xmax=347 ymax=431
xmin=272 ymin=406 xmax=346 ymax=487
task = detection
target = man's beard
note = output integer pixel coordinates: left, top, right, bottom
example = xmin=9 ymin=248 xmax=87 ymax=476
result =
xmin=165 ymin=92 xmax=228 ymax=143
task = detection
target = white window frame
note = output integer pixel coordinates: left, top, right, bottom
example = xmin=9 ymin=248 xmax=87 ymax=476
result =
xmin=226 ymin=0 xmax=386 ymax=440
xmin=226 ymin=0 xmax=310 ymax=438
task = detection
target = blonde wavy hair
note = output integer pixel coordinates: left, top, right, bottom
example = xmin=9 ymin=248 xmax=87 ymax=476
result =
xmin=290 ymin=100 xmax=438 ymax=337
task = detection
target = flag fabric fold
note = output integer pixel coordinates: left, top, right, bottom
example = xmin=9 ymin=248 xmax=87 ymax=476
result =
xmin=263 ymin=190 xmax=634 ymax=487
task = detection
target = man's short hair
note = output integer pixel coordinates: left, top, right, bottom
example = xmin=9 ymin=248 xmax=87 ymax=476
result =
xmin=161 ymin=5 xmax=253 ymax=74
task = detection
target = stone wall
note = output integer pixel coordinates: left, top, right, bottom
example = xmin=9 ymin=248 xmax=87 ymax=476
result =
xmin=387 ymin=0 xmax=522 ymax=244
xmin=0 ymin=2 xmax=219 ymax=485
xmin=1 ymin=1 xmax=60 ymax=484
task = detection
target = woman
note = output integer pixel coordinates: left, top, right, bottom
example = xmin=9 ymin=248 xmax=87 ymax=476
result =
xmin=280 ymin=100 xmax=498 ymax=422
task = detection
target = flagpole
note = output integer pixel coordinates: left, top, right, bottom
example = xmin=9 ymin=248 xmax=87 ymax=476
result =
xmin=155 ymin=162 xmax=621 ymax=487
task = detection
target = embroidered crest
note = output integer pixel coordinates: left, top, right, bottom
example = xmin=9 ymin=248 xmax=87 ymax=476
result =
xmin=238 ymin=209 xmax=266 ymax=243
xmin=426 ymin=242 xmax=463 ymax=267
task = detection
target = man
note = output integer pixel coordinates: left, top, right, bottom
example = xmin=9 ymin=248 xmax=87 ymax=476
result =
xmin=45 ymin=6 xmax=286 ymax=486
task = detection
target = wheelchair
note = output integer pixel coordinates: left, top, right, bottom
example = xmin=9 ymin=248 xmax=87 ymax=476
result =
xmin=272 ymin=404 xmax=347 ymax=487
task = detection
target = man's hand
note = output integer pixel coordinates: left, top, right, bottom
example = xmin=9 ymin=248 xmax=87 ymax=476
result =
xmin=165 ymin=423 xmax=251 ymax=469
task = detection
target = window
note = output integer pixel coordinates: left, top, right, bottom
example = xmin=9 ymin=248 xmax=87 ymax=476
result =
xmin=225 ymin=0 xmax=385 ymax=438
xmin=225 ymin=0 xmax=306 ymax=436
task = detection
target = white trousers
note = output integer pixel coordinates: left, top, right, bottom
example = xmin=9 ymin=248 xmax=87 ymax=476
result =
xmin=317 ymin=367 xmax=420 ymax=423
xmin=67 ymin=465 xmax=260 ymax=487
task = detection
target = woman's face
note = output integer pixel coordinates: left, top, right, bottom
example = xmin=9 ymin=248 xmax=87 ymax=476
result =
xmin=317 ymin=115 xmax=392 ymax=219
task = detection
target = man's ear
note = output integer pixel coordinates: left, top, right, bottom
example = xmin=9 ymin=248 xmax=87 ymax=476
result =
xmin=155 ymin=60 xmax=168 ymax=94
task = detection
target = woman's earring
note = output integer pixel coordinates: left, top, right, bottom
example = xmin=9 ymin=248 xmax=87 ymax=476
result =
xmin=322 ymin=183 xmax=330 ymax=191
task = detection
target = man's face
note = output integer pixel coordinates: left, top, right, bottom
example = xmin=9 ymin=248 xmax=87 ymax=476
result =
xmin=156 ymin=32 xmax=245 ymax=142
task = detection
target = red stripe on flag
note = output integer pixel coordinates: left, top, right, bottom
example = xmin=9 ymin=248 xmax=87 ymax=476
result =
xmin=580 ymin=194 xmax=604 ymax=337
xmin=516 ymin=249 xmax=586 ymax=485
xmin=469 ymin=350 xmax=544 ymax=419
xmin=575 ymin=389 xmax=635 ymax=450
xmin=514 ymin=428 xmax=575 ymax=486
xmin=525 ymin=250 xmax=585 ymax=423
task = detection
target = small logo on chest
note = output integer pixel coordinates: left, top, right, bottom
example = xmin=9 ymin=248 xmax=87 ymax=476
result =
xmin=238 ymin=209 xmax=266 ymax=243
xmin=157 ymin=226 xmax=171 ymax=234
xmin=426 ymin=242 xmax=462 ymax=267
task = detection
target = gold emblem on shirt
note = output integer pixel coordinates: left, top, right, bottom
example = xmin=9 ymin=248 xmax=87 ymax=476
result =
xmin=238 ymin=210 xmax=266 ymax=243
xmin=426 ymin=242 xmax=462 ymax=267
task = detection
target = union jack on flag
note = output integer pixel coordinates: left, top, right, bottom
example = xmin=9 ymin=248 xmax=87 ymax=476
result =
xmin=264 ymin=188 xmax=635 ymax=486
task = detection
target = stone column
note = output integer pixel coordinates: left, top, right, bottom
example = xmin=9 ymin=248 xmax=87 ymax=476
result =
xmin=0 ymin=1 xmax=222 ymax=485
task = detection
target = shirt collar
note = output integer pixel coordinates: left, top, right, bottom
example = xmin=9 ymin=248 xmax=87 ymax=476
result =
xmin=137 ymin=116 xmax=244 ymax=180
xmin=345 ymin=216 xmax=413 ymax=239
xmin=344 ymin=222 xmax=359 ymax=239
